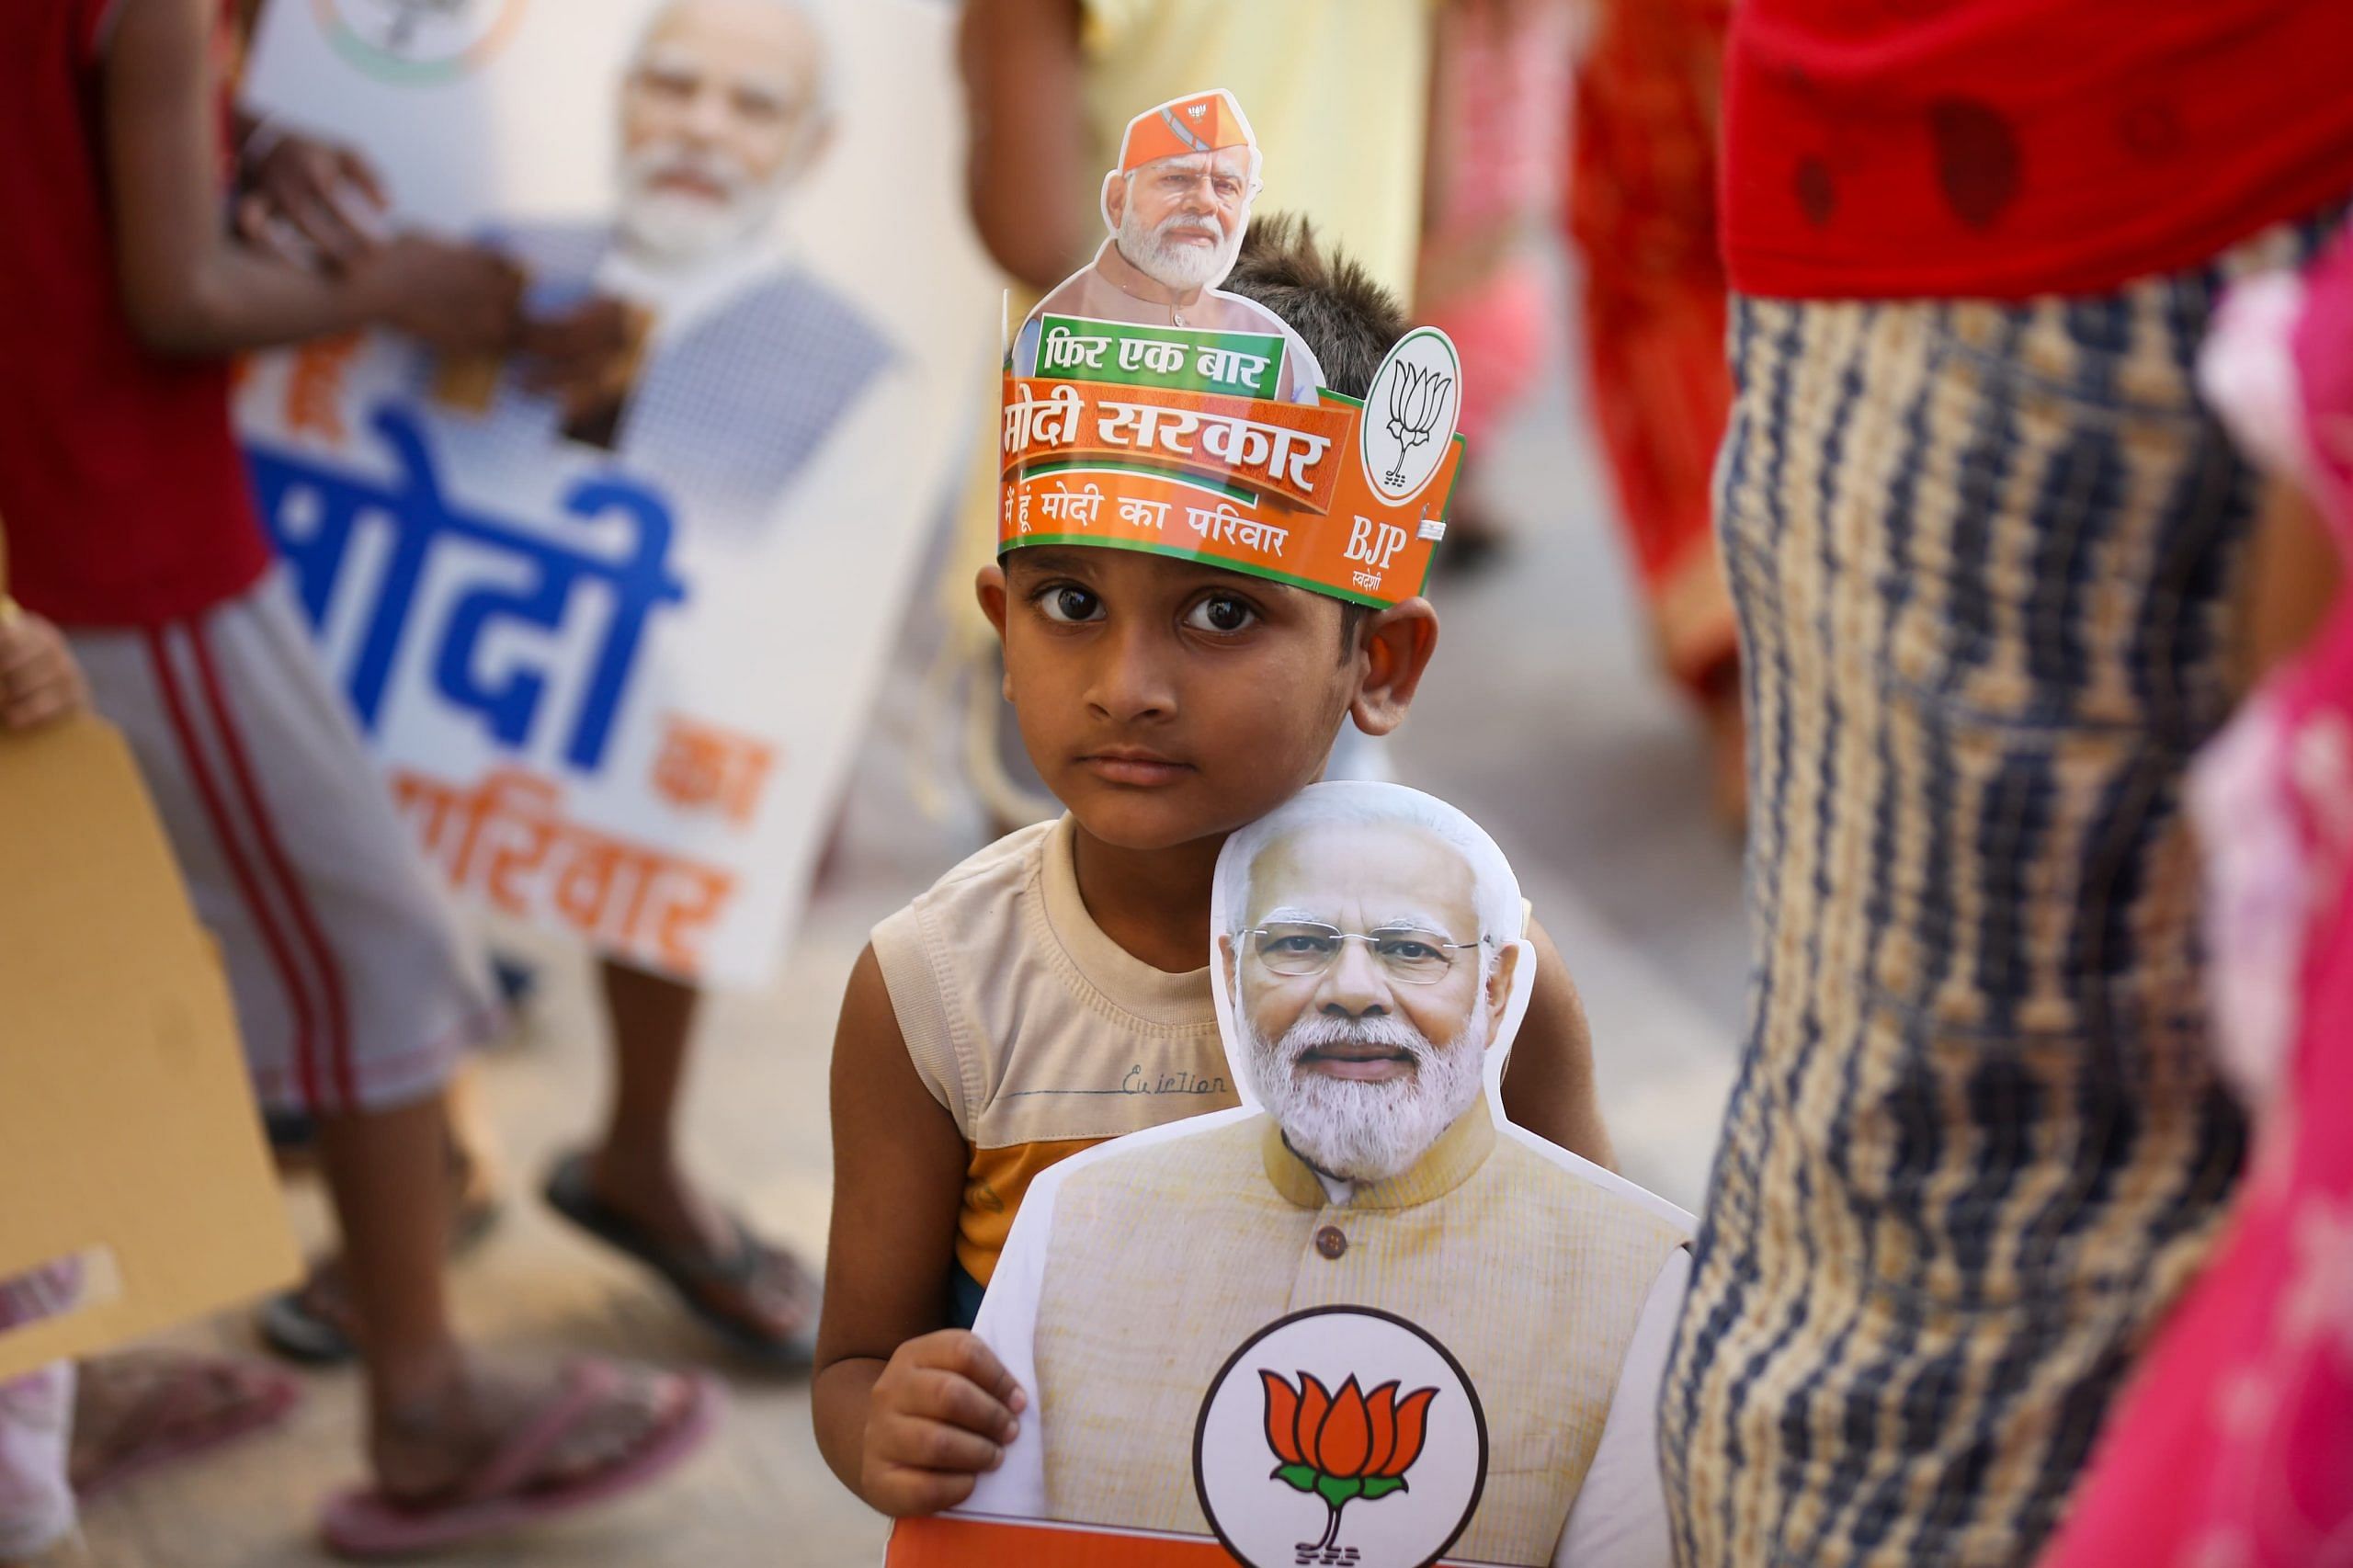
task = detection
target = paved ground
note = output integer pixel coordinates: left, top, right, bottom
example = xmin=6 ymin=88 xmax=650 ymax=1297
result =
xmin=32 ymin=255 xmax=1749 ymax=1568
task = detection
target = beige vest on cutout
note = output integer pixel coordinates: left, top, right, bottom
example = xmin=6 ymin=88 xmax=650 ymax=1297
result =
xmin=1032 ymin=1108 xmax=1688 ymax=1566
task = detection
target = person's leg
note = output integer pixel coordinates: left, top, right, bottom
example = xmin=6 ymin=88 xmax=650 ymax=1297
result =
xmin=590 ymin=960 xmax=702 ymax=1218
xmin=1568 ymin=0 xmax=1743 ymax=824
xmin=313 ymin=1093 xmax=690 ymax=1502
xmin=261 ymin=1065 xmax=503 ymax=1368
xmin=1661 ymin=211 xmax=2345 ymax=1567
xmin=69 ymin=582 xmax=716 ymax=1533
xmin=554 ymin=960 xmax=818 ymax=1357
xmin=314 ymin=1094 xmax=460 ymax=1461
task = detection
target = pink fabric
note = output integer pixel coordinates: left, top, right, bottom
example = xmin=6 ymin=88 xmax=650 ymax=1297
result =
xmin=2040 ymin=228 xmax=2353 ymax=1568
xmin=0 ymin=1362 xmax=74 ymax=1559
xmin=1422 ymin=259 xmax=1549 ymax=445
xmin=1419 ymin=0 xmax=1572 ymax=444
xmin=2300 ymin=238 xmax=2353 ymax=540
xmin=0 ymin=1264 xmax=81 ymax=1558
xmin=1425 ymin=0 xmax=1572 ymax=235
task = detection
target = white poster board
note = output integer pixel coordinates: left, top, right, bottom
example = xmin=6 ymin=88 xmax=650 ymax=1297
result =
xmin=234 ymin=0 xmax=995 ymax=985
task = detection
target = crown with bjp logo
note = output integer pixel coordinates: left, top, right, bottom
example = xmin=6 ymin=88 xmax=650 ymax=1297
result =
xmin=1001 ymin=92 xmax=1466 ymax=609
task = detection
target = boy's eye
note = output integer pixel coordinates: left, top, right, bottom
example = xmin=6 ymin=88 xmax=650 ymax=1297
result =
xmin=1184 ymin=594 xmax=1257 ymax=634
xmin=1037 ymin=585 xmax=1104 ymax=624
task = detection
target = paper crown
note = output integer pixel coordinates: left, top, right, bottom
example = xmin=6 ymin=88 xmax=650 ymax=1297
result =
xmin=1117 ymin=88 xmax=1256 ymax=174
xmin=1002 ymin=88 xmax=1463 ymax=607
xmin=998 ymin=335 xmax=1463 ymax=608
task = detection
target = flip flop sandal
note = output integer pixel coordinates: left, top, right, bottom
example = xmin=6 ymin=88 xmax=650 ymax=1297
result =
xmin=256 ymin=1197 xmax=504 ymax=1367
xmin=541 ymin=1152 xmax=819 ymax=1371
xmin=72 ymin=1353 xmax=304 ymax=1499
xmin=318 ymin=1359 xmax=722 ymax=1560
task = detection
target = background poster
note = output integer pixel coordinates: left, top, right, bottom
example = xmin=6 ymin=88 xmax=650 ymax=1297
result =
xmin=234 ymin=0 xmax=997 ymax=984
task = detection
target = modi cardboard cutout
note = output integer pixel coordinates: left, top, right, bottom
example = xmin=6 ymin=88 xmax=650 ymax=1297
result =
xmin=891 ymin=783 xmax=1696 ymax=1568
xmin=1001 ymin=89 xmax=1465 ymax=610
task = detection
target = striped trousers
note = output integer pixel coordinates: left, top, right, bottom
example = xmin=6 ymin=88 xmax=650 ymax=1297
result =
xmin=1659 ymin=210 xmax=2342 ymax=1566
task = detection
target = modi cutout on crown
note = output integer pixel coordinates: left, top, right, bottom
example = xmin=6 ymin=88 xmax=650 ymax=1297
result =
xmin=1000 ymin=88 xmax=1466 ymax=609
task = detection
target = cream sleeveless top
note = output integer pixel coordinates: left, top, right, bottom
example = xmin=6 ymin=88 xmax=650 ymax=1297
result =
xmin=870 ymin=815 xmax=1238 ymax=1286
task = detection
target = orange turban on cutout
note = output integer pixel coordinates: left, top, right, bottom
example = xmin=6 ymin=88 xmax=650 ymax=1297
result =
xmin=1117 ymin=89 xmax=1256 ymax=175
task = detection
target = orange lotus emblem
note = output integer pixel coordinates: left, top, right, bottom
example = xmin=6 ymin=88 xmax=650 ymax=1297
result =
xmin=1261 ymin=1370 xmax=1438 ymax=1557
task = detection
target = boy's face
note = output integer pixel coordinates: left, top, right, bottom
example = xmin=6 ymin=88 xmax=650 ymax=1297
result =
xmin=983 ymin=549 xmax=1362 ymax=851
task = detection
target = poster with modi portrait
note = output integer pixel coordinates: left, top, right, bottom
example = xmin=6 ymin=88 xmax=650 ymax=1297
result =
xmin=231 ymin=0 xmax=997 ymax=986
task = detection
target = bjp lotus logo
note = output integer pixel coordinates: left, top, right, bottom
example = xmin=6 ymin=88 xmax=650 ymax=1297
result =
xmin=1261 ymin=1372 xmax=1437 ymax=1561
xmin=1380 ymin=363 xmax=1453 ymax=490
xmin=1360 ymin=328 xmax=1462 ymax=507
xmin=1196 ymin=1309 xmax=1484 ymax=1568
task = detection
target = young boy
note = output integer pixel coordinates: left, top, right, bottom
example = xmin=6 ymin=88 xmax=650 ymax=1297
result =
xmin=813 ymin=186 xmax=1616 ymax=1517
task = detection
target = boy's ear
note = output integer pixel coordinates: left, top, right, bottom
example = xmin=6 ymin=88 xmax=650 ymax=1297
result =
xmin=1348 ymin=597 xmax=1438 ymax=737
xmin=975 ymin=563 xmax=1014 ymax=699
xmin=976 ymin=562 xmax=1011 ymax=641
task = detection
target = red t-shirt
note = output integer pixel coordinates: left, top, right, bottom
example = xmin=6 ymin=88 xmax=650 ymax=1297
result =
xmin=1722 ymin=1 xmax=2353 ymax=301
xmin=0 ymin=0 xmax=270 ymax=628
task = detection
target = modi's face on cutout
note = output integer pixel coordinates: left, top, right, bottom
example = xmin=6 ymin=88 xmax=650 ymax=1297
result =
xmin=618 ymin=0 xmax=825 ymax=264
xmin=1228 ymin=822 xmax=1512 ymax=1183
xmin=1106 ymin=146 xmax=1254 ymax=294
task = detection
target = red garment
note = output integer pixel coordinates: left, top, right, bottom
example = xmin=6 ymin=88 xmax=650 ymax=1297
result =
xmin=0 ymin=0 xmax=269 ymax=628
xmin=1722 ymin=1 xmax=2353 ymax=301
xmin=1566 ymin=0 xmax=1736 ymax=690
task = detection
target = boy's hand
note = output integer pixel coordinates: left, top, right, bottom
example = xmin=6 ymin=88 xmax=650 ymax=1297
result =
xmin=234 ymin=131 xmax=391 ymax=272
xmin=354 ymin=236 xmax=525 ymax=356
xmin=0 ymin=605 xmax=89 ymax=731
xmin=860 ymin=1330 xmax=1027 ymax=1517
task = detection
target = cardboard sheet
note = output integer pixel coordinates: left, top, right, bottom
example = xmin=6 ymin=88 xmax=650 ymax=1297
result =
xmin=0 ymin=714 xmax=301 ymax=1381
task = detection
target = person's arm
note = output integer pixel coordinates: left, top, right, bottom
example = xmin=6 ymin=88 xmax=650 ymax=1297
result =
xmin=102 ymin=0 xmax=518 ymax=358
xmin=233 ymin=124 xmax=392 ymax=272
xmin=2236 ymin=483 xmax=2341 ymax=690
xmin=1501 ymin=915 xmax=1617 ymax=1169
xmin=1550 ymin=1246 xmax=1689 ymax=1568
xmin=813 ymin=946 xmax=1027 ymax=1517
xmin=956 ymin=0 xmax=1090 ymax=291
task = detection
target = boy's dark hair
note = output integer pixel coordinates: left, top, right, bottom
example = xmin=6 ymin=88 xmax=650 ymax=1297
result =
xmin=1220 ymin=212 xmax=1410 ymax=651
xmin=1221 ymin=212 xmax=1410 ymax=401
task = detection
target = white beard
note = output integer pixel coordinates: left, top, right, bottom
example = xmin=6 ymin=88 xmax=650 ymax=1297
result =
xmin=617 ymin=142 xmax=787 ymax=267
xmin=1117 ymin=200 xmax=1245 ymax=294
xmin=1242 ymin=994 xmax=1490 ymax=1184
